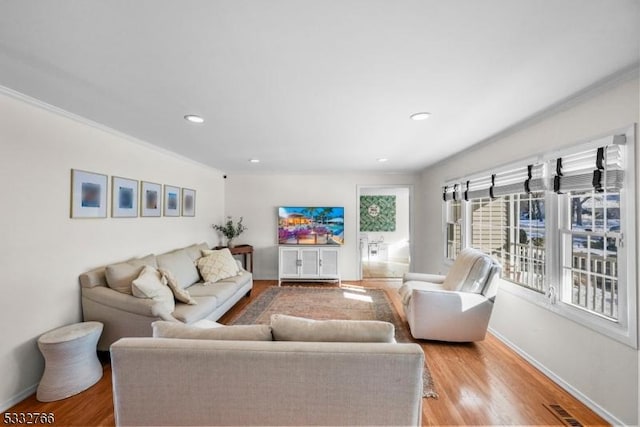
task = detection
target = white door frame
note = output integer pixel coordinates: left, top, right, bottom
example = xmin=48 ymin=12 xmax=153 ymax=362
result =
xmin=356 ymin=184 xmax=414 ymax=280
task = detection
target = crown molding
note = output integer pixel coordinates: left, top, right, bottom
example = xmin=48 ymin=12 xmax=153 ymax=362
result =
xmin=0 ymin=85 xmax=221 ymax=173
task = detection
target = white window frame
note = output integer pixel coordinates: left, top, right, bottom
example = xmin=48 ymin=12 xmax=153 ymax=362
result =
xmin=445 ymin=125 xmax=637 ymax=348
xmin=547 ymin=127 xmax=636 ymax=348
xmin=442 ymin=181 xmax=463 ymax=264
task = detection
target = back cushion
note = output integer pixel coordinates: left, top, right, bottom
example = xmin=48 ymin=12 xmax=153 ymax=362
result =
xmin=105 ymin=255 xmax=157 ymax=294
xmin=458 ymin=257 xmax=492 ymax=293
xmin=443 ymin=248 xmax=487 ymax=291
xmin=157 ymin=249 xmax=200 ymax=289
xmin=270 ymin=314 xmax=395 ymax=343
xmin=152 ymin=321 xmax=273 ymax=341
xmin=183 ymin=242 xmax=210 ymax=263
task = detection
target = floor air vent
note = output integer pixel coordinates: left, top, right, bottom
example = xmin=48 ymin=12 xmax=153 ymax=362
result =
xmin=544 ymin=403 xmax=584 ymax=427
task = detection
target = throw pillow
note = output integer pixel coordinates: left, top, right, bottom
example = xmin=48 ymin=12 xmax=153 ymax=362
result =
xmin=197 ymin=249 xmax=240 ymax=283
xmin=131 ymin=266 xmax=175 ymax=314
xmin=159 ymin=268 xmax=198 ymax=305
xmin=104 ymin=255 xmax=157 ymax=295
xmin=270 ymin=314 xmax=395 ymax=343
xmin=151 ymin=320 xmax=273 ymax=341
xmin=201 ymin=249 xmax=242 ymax=272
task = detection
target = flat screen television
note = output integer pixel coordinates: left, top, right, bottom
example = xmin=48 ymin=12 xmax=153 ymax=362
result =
xmin=278 ymin=206 xmax=344 ymax=245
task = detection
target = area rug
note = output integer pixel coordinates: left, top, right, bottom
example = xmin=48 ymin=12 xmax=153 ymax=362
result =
xmin=230 ymin=285 xmax=438 ymax=398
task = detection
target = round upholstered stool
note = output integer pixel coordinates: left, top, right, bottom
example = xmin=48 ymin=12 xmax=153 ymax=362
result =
xmin=37 ymin=321 xmax=103 ymax=402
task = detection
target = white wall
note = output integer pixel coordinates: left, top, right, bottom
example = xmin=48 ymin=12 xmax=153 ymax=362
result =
xmin=224 ymin=173 xmax=418 ymax=280
xmin=359 ymin=187 xmax=410 ymax=262
xmin=0 ymin=91 xmax=225 ymax=410
xmin=416 ymin=74 xmax=639 ymax=424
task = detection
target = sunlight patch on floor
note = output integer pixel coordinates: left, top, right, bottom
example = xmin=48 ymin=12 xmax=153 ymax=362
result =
xmin=343 ymin=292 xmax=373 ymax=303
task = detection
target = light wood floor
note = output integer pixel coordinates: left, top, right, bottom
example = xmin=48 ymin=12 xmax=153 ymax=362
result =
xmin=8 ymin=280 xmax=608 ymax=426
xmin=362 ymin=259 xmax=410 ymax=278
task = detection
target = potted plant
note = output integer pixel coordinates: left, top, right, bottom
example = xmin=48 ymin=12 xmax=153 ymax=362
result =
xmin=212 ymin=216 xmax=247 ymax=248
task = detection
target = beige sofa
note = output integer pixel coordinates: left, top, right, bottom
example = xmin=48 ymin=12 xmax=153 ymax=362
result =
xmin=80 ymin=243 xmax=252 ymax=350
xmin=110 ymin=317 xmax=425 ymax=426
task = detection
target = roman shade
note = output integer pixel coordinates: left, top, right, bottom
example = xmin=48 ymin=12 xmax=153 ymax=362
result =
xmin=553 ymin=134 xmax=625 ymax=193
xmin=442 ymin=183 xmax=460 ymax=201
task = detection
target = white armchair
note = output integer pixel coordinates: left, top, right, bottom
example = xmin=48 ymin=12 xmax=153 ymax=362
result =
xmin=398 ymin=248 xmax=501 ymax=342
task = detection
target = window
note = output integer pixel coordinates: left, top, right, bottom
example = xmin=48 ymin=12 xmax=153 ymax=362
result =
xmin=555 ymin=142 xmax=626 ymax=320
xmin=562 ymin=191 xmax=620 ymax=319
xmin=466 ymin=164 xmax=547 ymax=292
xmin=442 ymin=127 xmax=636 ymax=347
xmin=470 ymin=193 xmax=546 ymax=292
xmin=443 ymin=184 xmax=462 ymax=261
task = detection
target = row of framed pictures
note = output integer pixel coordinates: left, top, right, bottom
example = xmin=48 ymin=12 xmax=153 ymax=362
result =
xmin=70 ymin=169 xmax=196 ymax=218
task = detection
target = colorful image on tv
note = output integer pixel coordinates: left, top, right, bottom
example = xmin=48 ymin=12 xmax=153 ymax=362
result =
xmin=278 ymin=207 xmax=344 ymax=245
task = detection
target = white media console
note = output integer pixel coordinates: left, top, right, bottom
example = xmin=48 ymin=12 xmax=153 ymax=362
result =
xmin=278 ymin=246 xmax=340 ymax=286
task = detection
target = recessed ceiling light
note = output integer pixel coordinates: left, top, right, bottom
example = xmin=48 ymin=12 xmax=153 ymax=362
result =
xmin=249 ymin=159 xmax=260 ymax=163
xmin=410 ymin=112 xmax=431 ymax=121
xmin=377 ymin=158 xmax=388 ymax=163
xmin=184 ymin=114 xmax=204 ymax=124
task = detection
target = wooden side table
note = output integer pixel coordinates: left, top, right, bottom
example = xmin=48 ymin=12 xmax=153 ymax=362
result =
xmin=214 ymin=244 xmax=253 ymax=272
xmin=37 ymin=321 xmax=103 ymax=402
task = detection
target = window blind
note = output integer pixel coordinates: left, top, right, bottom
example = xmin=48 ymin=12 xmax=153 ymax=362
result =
xmin=553 ymin=134 xmax=626 ymax=193
xmin=442 ymin=183 xmax=460 ymax=201
xmin=465 ymin=175 xmax=492 ymax=200
xmin=524 ymin=163 xmax=547 ymax=193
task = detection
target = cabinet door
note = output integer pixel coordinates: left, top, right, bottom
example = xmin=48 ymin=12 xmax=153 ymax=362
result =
xmin=300 ymin=248 xmax=320 ymax=277
xmin=280 ymin=248 xmax=300 ymax=277
xmin=319 ymin=248 xmax=339 ymax=277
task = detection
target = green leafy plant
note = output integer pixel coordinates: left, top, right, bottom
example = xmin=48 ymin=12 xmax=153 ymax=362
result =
xmin=212 ymin=216 xmax=247 ymax=242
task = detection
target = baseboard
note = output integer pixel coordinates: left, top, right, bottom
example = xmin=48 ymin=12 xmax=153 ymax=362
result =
xmin=1 ymin=383 xmax=38 ymax=413
xmin=488 ymin=327 xmax=626 ymax=426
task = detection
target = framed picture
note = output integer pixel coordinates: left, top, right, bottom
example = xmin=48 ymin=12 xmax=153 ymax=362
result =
xmin=112 ymin=176 xmax=138 ymax=218
xmin=164 ymin=185 xmax=181 ymax=217
xmin=182 ymin=188 xmax=196 ymax=217
xmin=70 ymin=169 xmax=108 ymax=218
xmin=140 ymin=181 xmax=162 ymax=217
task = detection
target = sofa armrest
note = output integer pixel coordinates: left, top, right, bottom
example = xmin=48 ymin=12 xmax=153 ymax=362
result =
xmin=407 ymin=289 xmax=493 ymax=342
xmin=81 ymin=286 xmax=177 ymax=320
xmin=403 ymin=272 xmax=446 ymax=284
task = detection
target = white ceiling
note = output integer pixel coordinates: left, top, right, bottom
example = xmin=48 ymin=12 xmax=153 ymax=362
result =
xmin=0 ymin=1 xmax=638 ymax=173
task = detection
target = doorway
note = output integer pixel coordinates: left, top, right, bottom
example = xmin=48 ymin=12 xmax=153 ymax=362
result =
xmin=357 ymin=185 xmax=412 ymax=280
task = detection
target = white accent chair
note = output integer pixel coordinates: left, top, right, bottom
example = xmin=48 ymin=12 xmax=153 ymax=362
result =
xmin=398 ymin=248 xmax=501 ymax=342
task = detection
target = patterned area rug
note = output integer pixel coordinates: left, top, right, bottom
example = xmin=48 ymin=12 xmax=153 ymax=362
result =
xmin=230 ymin=285 xmax=437 ymax=398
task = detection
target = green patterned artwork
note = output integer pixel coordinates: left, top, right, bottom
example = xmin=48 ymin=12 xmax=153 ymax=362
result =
xmin=360 ymin=195 xmax=396 ymax=231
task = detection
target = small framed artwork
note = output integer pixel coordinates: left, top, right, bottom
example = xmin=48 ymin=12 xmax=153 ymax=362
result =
xmin=164 ymin=185 xmax=181 ymax=217
xmin=70 ymin=169 xmax=108 ymax=218
xmin=182 ymin=188 xmax=196 ymax=217
xmin=112 ymin=176 xmax=138 ymax=218
xmin=140 ymin=181 xmax=162 ymax=217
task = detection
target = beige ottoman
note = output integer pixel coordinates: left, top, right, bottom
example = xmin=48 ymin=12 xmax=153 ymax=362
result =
xmin=37 ymin=321 xmax=103 ymax=402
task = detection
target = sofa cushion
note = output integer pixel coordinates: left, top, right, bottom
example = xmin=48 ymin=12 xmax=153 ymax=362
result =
xmin=443 ymin=248 xmax=491 ymax=292
xmin=187 ymin=282 xmax=238 ymax=306
xmin=131 ymin=266 xmax=175 ymax=314
xmin=157 ymin=249 xmax=200 ymax=289
xmin=197 ymin=249 xmax=240 ymax=283
xmin=398 ymin=280 xmax=447 ymax=305
xmin=172 ymin=297 xmax=218 ymax=323
xmin=105 ymin=255 xmax=157 ymax=294
xmin=152 ymin=320 xmax=273 ymax=341
xmin=270 ymin=314 xmax=395 ymax=343
xmin=218 ymin=270 xmax=252 ymax=288
xmin=183 ymin=243 xmax=210 ymax=263
xmin=159 ymin=268 xmax=197 ymax=305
